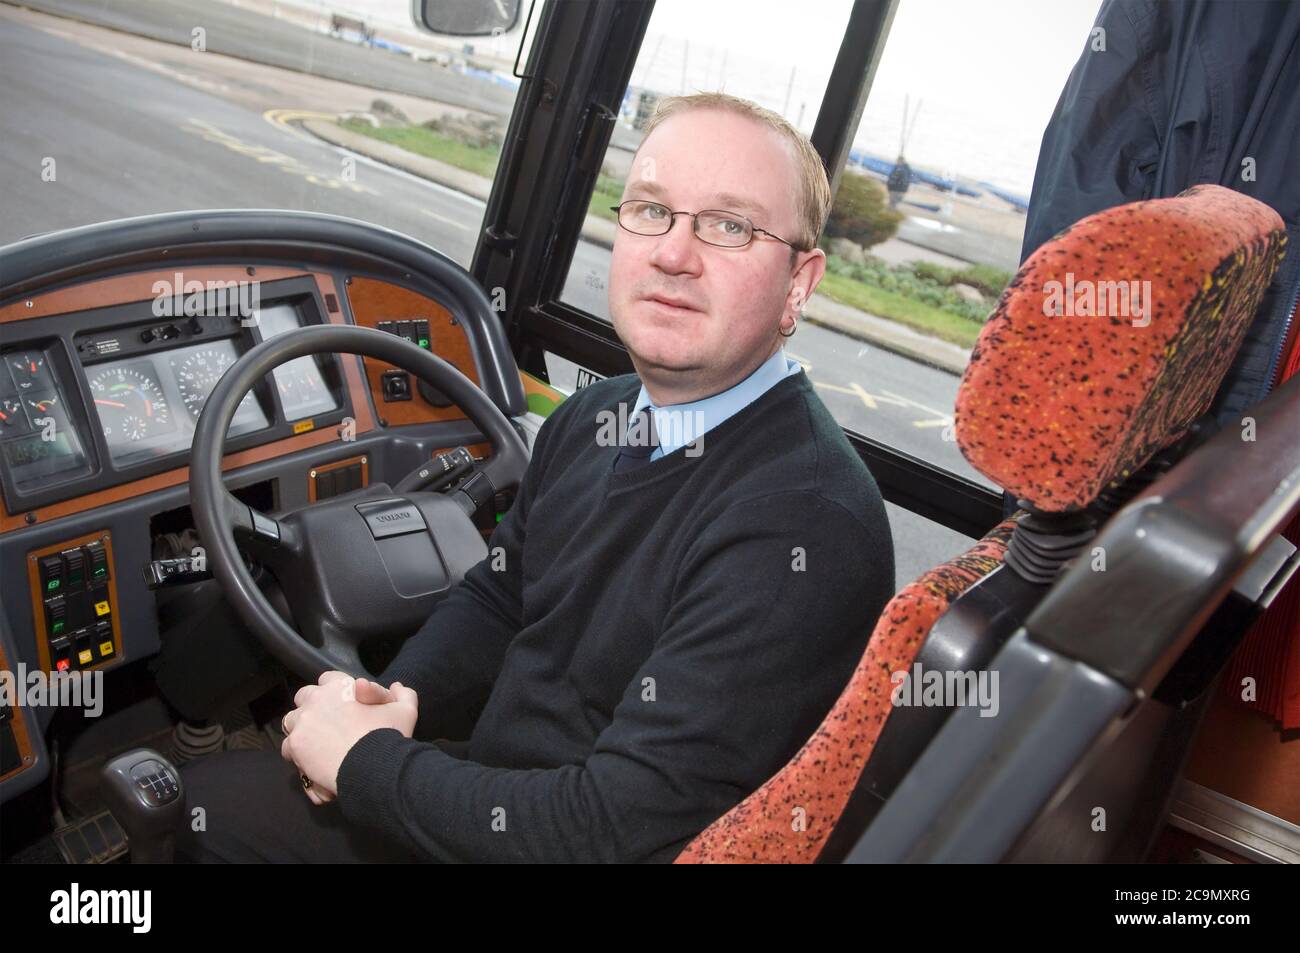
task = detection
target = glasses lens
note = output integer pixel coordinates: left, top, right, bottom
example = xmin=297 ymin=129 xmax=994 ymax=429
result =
xmin=696 ymin=211 xmax=752 ymax=247
xmin=620 ymin=200 xmax=671 ymax=235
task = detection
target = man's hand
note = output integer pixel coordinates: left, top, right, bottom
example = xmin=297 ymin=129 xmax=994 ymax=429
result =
xmin=281 ymin=671 xmax=418 ymax=805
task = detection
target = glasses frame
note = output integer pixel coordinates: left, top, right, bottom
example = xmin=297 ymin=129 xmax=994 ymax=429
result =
xmin=609 ymin=200 xmax=802 ymax=250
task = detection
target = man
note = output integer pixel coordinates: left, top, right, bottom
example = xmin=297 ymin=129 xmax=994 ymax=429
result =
xmin=179 ymin=92 xmax=894 ymax=863
xmin=886 ymin=154 xmax=911 ymax=208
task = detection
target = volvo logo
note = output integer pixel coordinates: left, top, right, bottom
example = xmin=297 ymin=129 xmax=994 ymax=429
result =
xmin=357 ymin=500 xmax=427 ymax=539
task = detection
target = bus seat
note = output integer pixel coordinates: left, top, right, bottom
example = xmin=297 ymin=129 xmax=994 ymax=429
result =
xmin=854 ymin=369 xmax=1300 ymax=862
xmin=675 ymin=183 xmax=1288 ymax=863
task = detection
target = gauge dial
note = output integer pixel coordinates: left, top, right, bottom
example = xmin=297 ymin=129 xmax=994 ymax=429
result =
xmin=274 ymin=357 xmax=333 ymax=420
xmin=88 ymin=365 xmax=173 ymax=443
xmin=21 ymin=391 xmax=64 ymax=435
xmin=0 ymin=397 xmax=30 ymax=437
xmin=23 ymin=392 xmax=59 ymax=417
xmin=175 ymin=347 xmax=248 ymax=420
xmin=8 ymin=351 xmax=51 ymax=391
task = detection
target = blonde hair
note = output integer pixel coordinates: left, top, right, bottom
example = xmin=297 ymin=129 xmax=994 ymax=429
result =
xmin=640 ymin=92 xmax=831 ymax=253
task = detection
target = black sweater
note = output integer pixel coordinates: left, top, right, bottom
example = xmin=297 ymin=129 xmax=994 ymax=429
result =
xmin=337 ymin=370 xmax=894 ymax=862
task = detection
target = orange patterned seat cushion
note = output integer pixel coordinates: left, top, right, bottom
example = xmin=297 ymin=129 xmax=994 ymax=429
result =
xmin=675 ymin=517 xmax=1021 ymax=863
xmin=956 ymin=184 xmax=1286 ymax=512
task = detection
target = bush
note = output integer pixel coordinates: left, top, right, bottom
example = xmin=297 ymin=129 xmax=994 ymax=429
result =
xmin=823 ymin=254 xmax=994 ymax=324
xmin=908 ymin=260 xmax=1014 ymax=299
xmin=824 ymin=172 xmax=903 ymax=249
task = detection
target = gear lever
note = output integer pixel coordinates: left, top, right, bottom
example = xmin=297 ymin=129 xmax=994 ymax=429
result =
xmin=100 ymin=748 xmax=185 ymax=864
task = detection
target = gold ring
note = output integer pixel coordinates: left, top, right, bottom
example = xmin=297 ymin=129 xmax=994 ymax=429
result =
xmin=301 ymin=773 xmax=313 ymax=790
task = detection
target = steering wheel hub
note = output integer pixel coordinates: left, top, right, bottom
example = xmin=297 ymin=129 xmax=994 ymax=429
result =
xmin=189 ymin=325 xmax=529 ymax=679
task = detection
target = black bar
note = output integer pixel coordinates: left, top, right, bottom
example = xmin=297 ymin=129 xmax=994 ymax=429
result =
xmin=810 ymin=0 xmax=900 ymax=194
xmin=470 ymin=0 xmax=656 ymax=380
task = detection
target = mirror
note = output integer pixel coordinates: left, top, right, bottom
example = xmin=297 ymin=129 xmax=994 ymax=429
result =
xmin=412 ymin=0 xmax=523 ymax=37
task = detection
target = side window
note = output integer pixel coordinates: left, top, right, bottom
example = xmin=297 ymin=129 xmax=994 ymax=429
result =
xmin=555 ymin=0 xmax=1099 ymax=491
xmin=812 ymin=0 xmax=1100 ymax=488
xmin=558 ymin=0 xmax=856 ymax=315
xmin=545 ymin=0 xmax=1102 ymax=584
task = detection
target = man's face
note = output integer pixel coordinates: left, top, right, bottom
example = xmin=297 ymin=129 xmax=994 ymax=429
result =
xmin=608 ymin=109 xmax=824 ymax=401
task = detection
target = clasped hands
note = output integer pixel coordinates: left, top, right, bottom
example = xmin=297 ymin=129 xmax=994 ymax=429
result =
xmin=280 ymin=671 xmax=419 ymax=805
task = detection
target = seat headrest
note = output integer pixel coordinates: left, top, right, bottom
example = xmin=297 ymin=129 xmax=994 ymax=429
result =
xmin=955 ymin=184 xmax=1286 ymax=512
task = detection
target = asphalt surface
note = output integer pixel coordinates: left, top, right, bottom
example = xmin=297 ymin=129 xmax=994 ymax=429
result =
xmin=7 ymin=0 xmax=519 ymax=116
xmin=0 ymin=5 xmax=991 ymax=582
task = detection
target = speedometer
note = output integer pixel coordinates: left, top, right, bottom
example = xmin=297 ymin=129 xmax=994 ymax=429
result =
xmin=88 ymin=364 xmax=173 ymax=443
xmin=176 ymin=347 xmax=254 ymax=420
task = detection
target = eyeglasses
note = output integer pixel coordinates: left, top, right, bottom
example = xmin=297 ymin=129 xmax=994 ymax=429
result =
xmin=610 ymin=200 xmax=801 ymax=250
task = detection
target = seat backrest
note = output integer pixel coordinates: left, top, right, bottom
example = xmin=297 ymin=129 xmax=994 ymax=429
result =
xmin=676 ymin=516 xmax=1020 ymax=863
xmin=675 ymin=184 xmax=1287 ymax=863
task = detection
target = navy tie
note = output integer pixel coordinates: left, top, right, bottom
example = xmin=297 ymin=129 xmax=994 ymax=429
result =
xmin=613 ymin=407 xmax=659 ymax=472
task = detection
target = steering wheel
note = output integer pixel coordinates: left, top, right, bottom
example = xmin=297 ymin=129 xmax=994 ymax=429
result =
xmin=190 ymin=325 xmax=529 ymax=681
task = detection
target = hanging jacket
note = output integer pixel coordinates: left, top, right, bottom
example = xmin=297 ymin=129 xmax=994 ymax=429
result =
xmin=1018 ymin=0 xmax=1300 ymax=729
xmin=1021 ymin=0 xmax=1300 ymax=423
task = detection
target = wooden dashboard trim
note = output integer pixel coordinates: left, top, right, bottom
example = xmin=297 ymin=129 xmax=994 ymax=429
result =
xmin=0 ymin=638 xmax=35 ymax=783
xmin=345 ymin=276 xmax=482 ymax=426
xmin=0 ymin=266 xmax=309 ymax=324
xmin=0 ymin=268 xmax=380 ymax=533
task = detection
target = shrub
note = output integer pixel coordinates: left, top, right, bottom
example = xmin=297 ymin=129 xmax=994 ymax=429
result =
xmin=825 ymin=172 xmax=904 ymax=249
xmin=907 ymin=260 xmax=1014 ymax=299
xmin=824 ymin=254 xmax=994 ymax=324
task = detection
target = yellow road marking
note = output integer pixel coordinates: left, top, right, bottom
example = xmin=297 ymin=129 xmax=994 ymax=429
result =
xmin=264 ymin=108 xmax=341 ymax=126
xmin=879 ymin=388 xmax=953 ymax=420
xmin=814 ymin=379 xmax=953 ymax=429
xmin=850 ymin=382 xmax=879 ymax=410
xmin=184 ymin=118 xmax=376 ymax=195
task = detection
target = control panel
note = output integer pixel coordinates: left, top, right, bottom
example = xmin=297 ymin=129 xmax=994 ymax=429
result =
xmin=375 ymin=320 xmax=452 ymax=407
xmin=26 ymin=531 xmax=123 ymax=674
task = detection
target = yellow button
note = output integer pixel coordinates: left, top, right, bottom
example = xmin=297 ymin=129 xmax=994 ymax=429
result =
xmin=78 ymin=649 xmax=93 ymax=665
xmin=99 ymin=641 xmax=115 ymax=657
xmin=94 ymin=600 xmax=111 ymax=616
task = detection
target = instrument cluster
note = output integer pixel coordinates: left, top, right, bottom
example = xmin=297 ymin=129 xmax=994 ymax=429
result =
xmin=85 ymin=338 xmax=270 ymax=465
xmin=0 ymin=283 xmax=348 ymax=513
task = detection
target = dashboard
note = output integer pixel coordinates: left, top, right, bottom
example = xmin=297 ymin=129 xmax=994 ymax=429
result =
xmin=0 ymin=209 xmax=532 ymax=801
xmin=0 ymin=276 xmax=349 ymax=513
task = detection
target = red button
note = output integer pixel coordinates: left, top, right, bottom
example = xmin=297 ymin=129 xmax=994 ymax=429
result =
xmin=55 ymin=658 xmax=71 ymax=672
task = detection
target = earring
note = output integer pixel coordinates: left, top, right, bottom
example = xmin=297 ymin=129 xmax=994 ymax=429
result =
xmin=779 ymin=323 xmax=796 ymax=338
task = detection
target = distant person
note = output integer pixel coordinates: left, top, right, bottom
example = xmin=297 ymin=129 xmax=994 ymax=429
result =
xmin=178 ymin=92 xmax=895 ymax=863
xmin=886 ymin=154 xmax=912 ymax=207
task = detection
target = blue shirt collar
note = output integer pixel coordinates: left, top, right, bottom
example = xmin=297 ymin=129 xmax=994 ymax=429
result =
xmin=631 ymin=348 xmax=803 ymax=459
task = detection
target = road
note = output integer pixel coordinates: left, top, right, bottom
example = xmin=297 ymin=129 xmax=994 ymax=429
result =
xmin=0 ymin=4 xmax=994 ymax=582
xmin=6 ymin=0 xmax=520 ymax=116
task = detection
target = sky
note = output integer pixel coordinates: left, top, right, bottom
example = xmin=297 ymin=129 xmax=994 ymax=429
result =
xmin=636 ymin=0 xmax=1105 ymax=194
